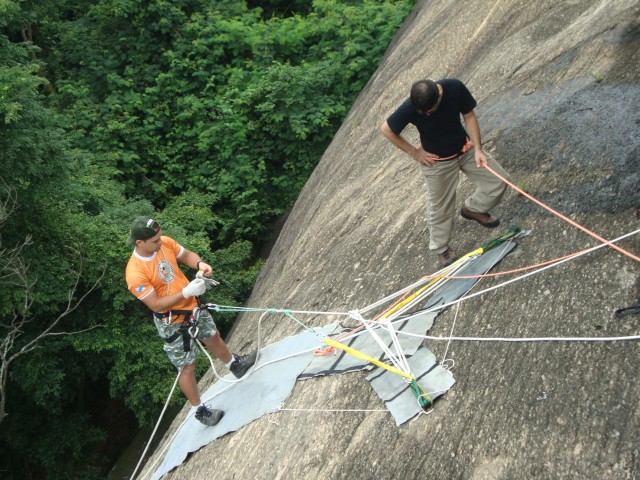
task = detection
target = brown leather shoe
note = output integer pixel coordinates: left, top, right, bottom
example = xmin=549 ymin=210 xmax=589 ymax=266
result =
xmin=460 ymin=207 xmax=500 ymax=228
xmin=438 ymin=248 xmax=459 ymax=267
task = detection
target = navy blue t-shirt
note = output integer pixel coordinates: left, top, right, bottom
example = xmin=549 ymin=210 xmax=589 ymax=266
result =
xmin=386 ymin=79 xmax=477 ymax=158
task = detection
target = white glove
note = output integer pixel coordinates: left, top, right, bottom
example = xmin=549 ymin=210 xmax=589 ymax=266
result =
xmin=182 ymin=278 xmax=206 ymax=298
xmin=196 ymin=271 xmax=220 ymax=289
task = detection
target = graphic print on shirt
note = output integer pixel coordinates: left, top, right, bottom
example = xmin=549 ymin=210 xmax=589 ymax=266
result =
xmin=158 ymin=259 xmax=175 ymax=283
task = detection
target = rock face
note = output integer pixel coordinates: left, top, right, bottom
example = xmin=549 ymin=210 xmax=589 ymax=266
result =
xmin=152 ymin=1 xmax=640 ymax=478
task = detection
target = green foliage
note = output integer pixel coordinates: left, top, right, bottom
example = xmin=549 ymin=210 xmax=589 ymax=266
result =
xmin=51 ymin=0 xmax=413 ymax=247
xmin=2 ymin=399 xmax=105 ymax=480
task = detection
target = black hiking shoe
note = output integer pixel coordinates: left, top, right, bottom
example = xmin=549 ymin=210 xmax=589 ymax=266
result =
xmin=229 ymin=350 xmax=257 ymax=379
xmin=195 ymin=404 xmax=224 ymax=426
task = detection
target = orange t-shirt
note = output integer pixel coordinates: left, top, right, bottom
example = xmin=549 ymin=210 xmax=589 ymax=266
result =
xmin=125 ymin=236 xmax=197 ymax=319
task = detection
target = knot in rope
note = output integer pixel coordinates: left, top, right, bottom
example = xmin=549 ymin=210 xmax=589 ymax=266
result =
xmin=408 ymin=378 xmax=433 ymax=411
xmin=440 ymin=358 xmax=455 ymax=371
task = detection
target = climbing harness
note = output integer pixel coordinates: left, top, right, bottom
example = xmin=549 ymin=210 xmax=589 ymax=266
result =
xmin=155 ymin=306 xmax=208 ymax=352
xmin=156 ymin=311 xmax=196 ymax=351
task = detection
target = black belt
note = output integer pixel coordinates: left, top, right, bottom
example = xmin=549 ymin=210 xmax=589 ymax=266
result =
xmin=153 ymin=309 xmax=192 ymax=323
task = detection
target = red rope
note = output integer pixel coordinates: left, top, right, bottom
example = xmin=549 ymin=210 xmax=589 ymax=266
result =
xmin=483 ymin=164 xmax=640 ymax=263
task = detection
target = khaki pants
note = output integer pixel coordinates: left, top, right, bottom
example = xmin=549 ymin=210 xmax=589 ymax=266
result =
xmin=421 ymin=148 xmax=510 ymax=253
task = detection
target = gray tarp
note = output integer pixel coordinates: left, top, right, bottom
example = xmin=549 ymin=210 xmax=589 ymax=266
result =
xmin=367 ymin=346 xmax=456 ymax=426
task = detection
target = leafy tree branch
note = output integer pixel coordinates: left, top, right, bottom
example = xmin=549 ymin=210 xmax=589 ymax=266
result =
xmin=0 ymin=187 xmax=105 ymax=425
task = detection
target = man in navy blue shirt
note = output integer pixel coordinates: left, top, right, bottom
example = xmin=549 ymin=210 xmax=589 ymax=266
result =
xmin=381 ymin=79 xmax=511 ymax=266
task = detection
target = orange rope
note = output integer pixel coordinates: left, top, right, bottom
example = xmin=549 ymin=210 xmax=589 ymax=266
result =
xmin=422 ymin=245 xmax=599 ymax=280
xmin=483 ymin=164 xmax=640 ymax=263
xmin=431 ymin=138 xmax=474 ymax=161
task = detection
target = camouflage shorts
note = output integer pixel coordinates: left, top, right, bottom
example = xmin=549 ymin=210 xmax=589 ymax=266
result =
xmin=153 ymin=307 xmax=218 ymax=370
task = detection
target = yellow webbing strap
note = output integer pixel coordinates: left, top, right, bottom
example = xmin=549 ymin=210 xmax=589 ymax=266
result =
xmin=380 ymin=247 xmax=484 ymax=319
xmin=380 ymin=275 xmax=443 ymax=319
xmin=459 ymin=247 xmax=484 ymax=260
xmin=323 ymin=338 xmax=413 ymax=380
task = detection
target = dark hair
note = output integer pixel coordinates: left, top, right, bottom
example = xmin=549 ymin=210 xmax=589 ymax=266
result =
xmin=410 ymin=80 xmax=439 ymax=112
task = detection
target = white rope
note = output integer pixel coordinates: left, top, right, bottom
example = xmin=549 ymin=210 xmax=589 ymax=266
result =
xmin=359 ymin=255 xmax=476 ymax=316
xmin=337 ymin=312 xmax=640 ymax=345
xmin=379 ymin=316 xmax=412 ymax=373
xmin=436 ymin=241 xmax=512 ymax=366
xmin=129 ymin=371 xmax=180 ymax=480
xmin=405 ymin=332 xmax=640 ymax=343
xmin=192 ymin=309 xmax=271 ymax=386
xmin=441 ymin=301 xmax=461 ymax=365
xmin=349 ymin=310 xmax=411 ymax=376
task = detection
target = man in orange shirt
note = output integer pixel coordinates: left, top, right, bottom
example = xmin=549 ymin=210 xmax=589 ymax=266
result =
xmin=125 ymin=216 xmax=256 ymax=426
